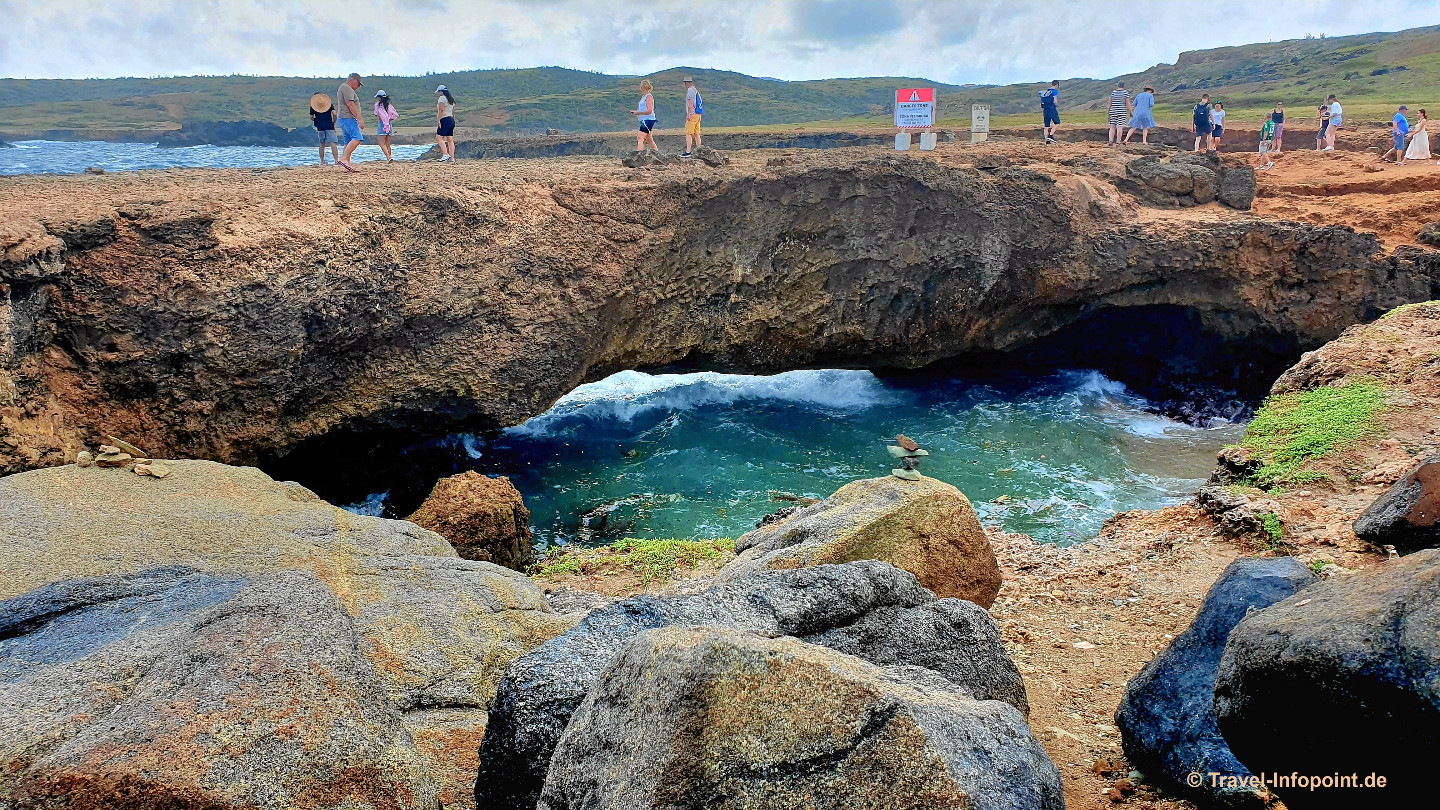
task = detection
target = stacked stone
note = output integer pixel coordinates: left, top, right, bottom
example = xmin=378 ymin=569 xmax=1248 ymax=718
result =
xmin=75 ymin=434 xmax=171 ymax=478
xmin=887 ymin=433 xmax=929 ymax=481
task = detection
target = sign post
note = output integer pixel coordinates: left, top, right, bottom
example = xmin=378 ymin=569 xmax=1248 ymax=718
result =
xmin=971 ymin=104 xmax=991 ymax=144
xmin=895 ymin=88 xmax=935 ymax=150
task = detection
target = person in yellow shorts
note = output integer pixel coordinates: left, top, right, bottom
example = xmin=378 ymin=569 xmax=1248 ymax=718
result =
xmin=683 ymin=76 xmax=703 ymax=157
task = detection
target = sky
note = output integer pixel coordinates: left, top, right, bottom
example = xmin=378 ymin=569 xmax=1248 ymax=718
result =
xmin=3 ymin=0 xmax=1438 ymax=84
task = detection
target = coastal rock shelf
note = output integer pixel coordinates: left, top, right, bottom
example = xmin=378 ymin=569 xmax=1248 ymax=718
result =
xmin=1 ymin=146 xmax=1437 ymax=473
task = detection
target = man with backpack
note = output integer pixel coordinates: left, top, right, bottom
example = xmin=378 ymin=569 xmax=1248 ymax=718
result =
xmin=683 ymin=76 xmax=703 ymax=157
xmin=1039 ymin=80 xmax=1060 ymax=144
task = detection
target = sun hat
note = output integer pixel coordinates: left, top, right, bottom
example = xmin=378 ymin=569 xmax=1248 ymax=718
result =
xmin=436 ymin=84 xmax=447 ymax=93
xmin=683 ymin=76 xmax=694 ymax=82
xmin=309 ymin=92 xmax=333 ymax=113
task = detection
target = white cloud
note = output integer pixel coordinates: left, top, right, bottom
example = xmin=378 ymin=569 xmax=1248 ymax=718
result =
xmin=1 ymin=0 xmax=1436 ymax=82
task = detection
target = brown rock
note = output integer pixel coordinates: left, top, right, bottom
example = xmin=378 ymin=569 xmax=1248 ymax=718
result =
xmin=103 ymin=434 xmax=145 ymax=458
xmin=94 ymin=451 xmax=132 ymax=467
xmin=719 ymin=476 xmax=1003 ymax=607
xmin=896 ymin=433 xmax=920 ymax=451
xmin=75 ymin=451 xmax=92 ymax=468
xmin=407 ymin=471 xmax=536 ymax=570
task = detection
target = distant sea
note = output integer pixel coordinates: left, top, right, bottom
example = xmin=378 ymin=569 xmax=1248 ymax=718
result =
xmin=0 ymin=140 xmax=433 ymax=176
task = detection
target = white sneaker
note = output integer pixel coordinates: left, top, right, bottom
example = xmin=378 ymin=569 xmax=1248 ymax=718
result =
xmin=1321 ymin=146 xmax=1334 ymax=152
xmin=439 ymin=155 xmax=451 ymax=161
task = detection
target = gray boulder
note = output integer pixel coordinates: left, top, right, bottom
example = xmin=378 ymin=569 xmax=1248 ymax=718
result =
xmin=1214 ymin=549 xmax=1440 ymax=809
xmin=475 ymin=560 xmax=1028 ymax=809
xmin=1128 ymin=157 xmax=1195 ymax=194
xmin=1189 ymin=165 xmax=1218 ymax=204
xmin=692 ymin=145 xmax=728 ymax=167
xmin=1217 ymin=164 xmax=1256 ymax=210
xmin=1353 ymin=455 xmax=1439 ymax=555
xmin=1115 ymin=557 xmax=1316 ymax=809
xmin=537 ymin=627 xmax=1063 ymax=810
xmin=0 ymin=566 xmax=436 ymax=809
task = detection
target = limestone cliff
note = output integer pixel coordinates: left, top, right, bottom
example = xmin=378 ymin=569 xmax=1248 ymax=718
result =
xmin=1 ymin=146 xmax=1436 ymax=473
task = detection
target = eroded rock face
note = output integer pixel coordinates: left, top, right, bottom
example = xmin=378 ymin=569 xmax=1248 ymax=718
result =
xmin=475 ymin=560 xmax=1027 ymax=810
xmin=1214 ymin=549 xmax=1440 ymax=808
xmin=0 ymin=460 xmax=577 ymax=810
xmin=719 ymin=476 xmax=1002 ymax=608
xmin=1115 ymin=557 xmax=1316 ymax=809
xmin=2 ymin=152 xmax=1434 ymax=473
xmin=1353 ymin=455 xmax=1439 ymax=555
xmin=537 ymin=627 xmax=1062 ymax=810
xmin=407 ymin=471 xmax=536 ymax=570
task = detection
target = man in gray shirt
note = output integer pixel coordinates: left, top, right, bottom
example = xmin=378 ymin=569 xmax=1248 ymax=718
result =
xmin=336 ymin=73 xmax=366 ymax=172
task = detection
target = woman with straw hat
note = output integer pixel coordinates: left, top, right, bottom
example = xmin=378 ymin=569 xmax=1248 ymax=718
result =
xmin=309 ymin=92 xmax=339 ymax=165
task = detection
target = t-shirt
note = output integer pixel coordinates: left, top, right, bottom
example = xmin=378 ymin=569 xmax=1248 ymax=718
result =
xmin=311 ymin=105 xmax=335 ymax=131
xmin=336 ymin=82 xmax=359 ymax=120
xmin=1394 ymin=113 xmax=1410 ymax=135
xmin=438 ymin=97 xmax=455 ymax=119
xmin=638 ymin=93 xmax=655 ymax=122
xmin=1040 ymin=88 xmax=1058 ymax=110
xmin=686 ymin=86 xmax=698 ymax=115
xmin=1109 ymin=90 xmax=1129 ymax=118
xmin=1329 ymin=102 xmax=1342 ymax=126
xmin=1212 ymin=109 xmax=1226 ymax=128
xmin=1261 ymin=120 xmax=1276 ymax=140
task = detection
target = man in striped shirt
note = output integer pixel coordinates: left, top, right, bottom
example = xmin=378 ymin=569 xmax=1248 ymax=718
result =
xmin=1108 ymin=82 xmax=1131 ymax=145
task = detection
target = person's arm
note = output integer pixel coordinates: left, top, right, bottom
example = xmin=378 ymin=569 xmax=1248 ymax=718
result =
xmin=687 ymin=93 xmax=695 ymax=117
xmin=348 ymin=98 xmax=364 ymax=129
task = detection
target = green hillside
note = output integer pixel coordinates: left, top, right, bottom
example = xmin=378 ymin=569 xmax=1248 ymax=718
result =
xmin=1 ymin=23 xmax=1437 ymax=138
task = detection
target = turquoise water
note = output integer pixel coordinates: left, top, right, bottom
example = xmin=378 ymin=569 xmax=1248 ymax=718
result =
xmin=335 ymin=368 xmax=1241 ymax=547
xmin=0 ymin=140 xmax=432 ymax=175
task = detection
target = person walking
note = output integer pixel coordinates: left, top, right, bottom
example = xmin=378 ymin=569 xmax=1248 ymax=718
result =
xmin=1324 ymin=95 xmax=1342 ymax=151
xmin=435 ymin=85 xmax=456 ymax=161
xmin=336 ymin=73 xmax=366 ymax=172
xmin=1210 ymin=102 xmax=1226 ymax=149
xmin=1124 ymin=85 xmax=1156 ymax=144
xmin=1258 ymin=116 xmax=1276 ymax=169
xmin=1107 ymin=81 xmax=1131 ymax=145
xmin=1316 ymin=104 xmax=1330 ymax=150
xmin=1192 ymin=94 xmax=1214 ymax=152
xmin=1270 ymin=102 xmax=1285 ymax=154
xmin=309 ymin=92 xmax=339 ymax=165
xmin=1404 ymin=109 xmax=1431 ymax=161
xmin=682 ymin=76 xmax=702 ymax=156
xmin=1039 ymin=80 xmax=1060 ymax=144
xmin=373 ymin=90 xmax=397 ymax=164
xmin=631 ymin=79 xmax=658 ymax=153
xmin=1382 ymin=105 xmax=1410 ymax=163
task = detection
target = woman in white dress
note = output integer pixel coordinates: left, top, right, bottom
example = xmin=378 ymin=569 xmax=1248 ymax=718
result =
xmin=1404 ymin=108 xmax=1431 ymax=161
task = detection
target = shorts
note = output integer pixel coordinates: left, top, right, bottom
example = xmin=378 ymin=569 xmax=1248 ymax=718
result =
xmin=1212 ymin=125 xmax=1223 ymax=137
xmin=685 ymin=114 xmax=701 ymax=136
xmin=317 ymin=129 xmax=339 ymax=145
xmin=1043 ymin=108 xmax=1060 ymax=127
xmin=1194 ymin=119 xmax=1210 ymax=135
xmin=1395 ymin=132 xmax=1407 ymax=150
xmin=1318 ymin=123 xmax=1329 ymax=138
xmin=437 ymin=116 xmax=455 ymax=137
xmin=378 ymin=120 xmax=392 ymax=136
xmin=339 ymin=117 xmax=364 ymax=145
xmin=639 ymin=119 xmax=656 ymax=134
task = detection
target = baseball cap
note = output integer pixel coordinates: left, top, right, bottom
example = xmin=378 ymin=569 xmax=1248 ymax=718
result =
xmin=348 ymin=72 xmax=363 ymax=85
xmin=1400 ymin=105 xmax=1409 ymax=110
xmin=375 ymin=90 xmax=388 ymax=98
xmin=436 ymin=84 xmax=447 ymax=93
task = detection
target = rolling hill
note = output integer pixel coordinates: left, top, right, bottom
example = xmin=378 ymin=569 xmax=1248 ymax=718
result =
xmin=1 ymin=24 xmax=1436 ymax=139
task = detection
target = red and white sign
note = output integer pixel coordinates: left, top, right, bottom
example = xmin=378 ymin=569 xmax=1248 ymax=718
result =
xmin=895 ymin=88 xmax=935 ymax=129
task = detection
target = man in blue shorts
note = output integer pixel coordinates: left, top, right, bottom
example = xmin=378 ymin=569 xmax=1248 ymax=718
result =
xmin=1039 ymin=80 xmax=1060 ymax=144
xmin=1382 ymin=105 xmax=1410 ymax=164
xmin=335 ymin=72 xmax=366 ymax=173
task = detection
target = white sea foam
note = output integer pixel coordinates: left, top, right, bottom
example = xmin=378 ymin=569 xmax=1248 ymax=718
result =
xmin=507 ymin=369 xmax=895 ymax=437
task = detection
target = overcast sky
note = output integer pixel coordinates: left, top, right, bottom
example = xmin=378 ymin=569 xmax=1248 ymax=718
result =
xmin=3 ymin=1 xmax=1438 ymax=84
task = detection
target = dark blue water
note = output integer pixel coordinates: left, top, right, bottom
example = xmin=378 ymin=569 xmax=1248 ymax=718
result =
xmin=336 ymin=369 xmax=1241 ymax=548
xmin=0 ymin=140 xmax=432 ymax=175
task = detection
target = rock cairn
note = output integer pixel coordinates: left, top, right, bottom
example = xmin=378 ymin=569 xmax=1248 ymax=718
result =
xmin=887 ymin=433 xmax=928 ymax=481
xmin=75 ymin=434 xmax=171 ymax=479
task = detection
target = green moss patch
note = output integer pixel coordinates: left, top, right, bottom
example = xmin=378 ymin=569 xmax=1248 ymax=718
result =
xmin=531 ymin=537 xmax=735 ymax=584
xmin=1238 ymin=381 xmax=1388 ymax=487
xmin=1381 ymin=300 xmax=1439 ymax=319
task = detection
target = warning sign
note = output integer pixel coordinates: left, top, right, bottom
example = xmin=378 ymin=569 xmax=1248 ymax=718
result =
xmin=895 ymin=88 xmax=935 ymax=130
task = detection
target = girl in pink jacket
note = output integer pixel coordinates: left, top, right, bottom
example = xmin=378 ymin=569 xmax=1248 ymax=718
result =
xmin=373 ymin=91 xmax=398 ymax=163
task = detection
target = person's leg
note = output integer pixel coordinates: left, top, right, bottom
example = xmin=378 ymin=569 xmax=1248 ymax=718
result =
xmin=379 ymin=135 xmax=391 ymax=161
xmin=1142 ymin=127 xmax=1149 ymax=144
xmin=319 ymin=140 xmax=327 ymax=164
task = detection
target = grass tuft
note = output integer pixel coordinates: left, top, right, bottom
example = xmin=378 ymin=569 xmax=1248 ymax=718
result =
xmin=1381 ymin=300 xmax=1439 ymax=319
xmin=1238 ymin=381 xmax=1388 ymax=487
xmin=530 ymin=537 xmax=735 ymax=584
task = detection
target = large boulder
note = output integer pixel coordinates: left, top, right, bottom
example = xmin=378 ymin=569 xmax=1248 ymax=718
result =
xmin=718 ymin=476 xmax=1002 ymax=608
xmin=1353 ymin=455 xmax=1439 ymax=555
xmin=538 ymin=627 xmax=1063 ymax=810
xmin=0 ymin=460 xmax=576 ymax=809
xmin=1115 ymin=557 xmax=1316 ymax=809
xmin=475 ymin=560 xmax=1027 ymax=810
xmin=0 ymin=567 xmax=435 ymax=809
xmin=1214 ymin=549 xmax=1440 ymax=809
xmin=407 ymin=471 xmax=537 ymax=570
xmin=1216 ymin=164 xmax=1256 ymax=210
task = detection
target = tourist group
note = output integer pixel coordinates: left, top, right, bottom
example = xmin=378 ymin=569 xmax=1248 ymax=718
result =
xmin=1041 ymin=82 xmax=1434 ymax=167
xmin=307 ymin=74 xmax=705 ymax=171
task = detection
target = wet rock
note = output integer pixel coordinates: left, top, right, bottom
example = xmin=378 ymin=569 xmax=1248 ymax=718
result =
xmin=1214 ymin=549 xmax=1440 ymax=809
xmin=82 ymin=166 xmax=105 ymax=175
xmin=537 ymin=627 xmax=1063 ymax=810
xmin=1353 ymin=455 xmax=1439 ymax=555
xmin=475 ymin=560 xmax=1027 ymax=810
xmin=1210 ymin=446 xmax=1259 ymax=485
xmin=1217 ymin=164 xmax=1256 ymax=210
xmin=0 ymin=567 xmax=436 ymax=809
xmin=692 ymin=145 xmax=728 ymax=167
xmin=406 ymin=471 xmax=536 ymax=570
xmin=1116 ymin=558 xmax=1316 ymax=809
xmin=718 ymin=476 xmax=1002 ymax=608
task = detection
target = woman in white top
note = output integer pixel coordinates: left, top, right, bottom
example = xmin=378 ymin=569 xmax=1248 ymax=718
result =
xmin=631 ymin=79 xmax=658 ymax=153
xmin=1405 ymin=109 xmax=1431 ymax=161
xmin=435 ymin=85 xmax=457 ymax=162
